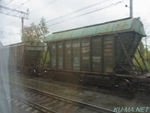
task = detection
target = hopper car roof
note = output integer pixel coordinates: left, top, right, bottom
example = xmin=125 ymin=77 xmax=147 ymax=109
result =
xmin=44 ymin=17 xmax=146 ymax=43
xmin=0 ymin=41 xmax=44 ymax=50
xmin=0 ymin=42 xmax=26 ymax=49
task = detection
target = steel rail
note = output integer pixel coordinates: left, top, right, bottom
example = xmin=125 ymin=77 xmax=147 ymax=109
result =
xmin=0 ymin=88 xmax=57 ymax=113
xmin=9 ymin=81 xmax=118 ymax=113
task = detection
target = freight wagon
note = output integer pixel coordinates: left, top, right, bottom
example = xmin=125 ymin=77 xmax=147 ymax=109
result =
xmin=0 ymin=42 xmax=44 ymax=75
xmin=43 ymin=17 xmax=149 ymax=92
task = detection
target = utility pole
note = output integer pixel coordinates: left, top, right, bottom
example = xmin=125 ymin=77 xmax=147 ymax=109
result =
xmin=21 ymin=17 xmax=24 ymax=42
xmin=0 ymin=3 xmax=29 ymax=42
xmin=130 ymin=0 xmax=133 ymax=18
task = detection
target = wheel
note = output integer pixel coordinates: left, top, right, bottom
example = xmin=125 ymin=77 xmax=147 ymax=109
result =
xmin=118 ymin=79 xmax=137 ymax=94
xmin=28 ymin=69 xmax=37 ymax=77
xmin=42 ymin=70 xmax=49 ymax=78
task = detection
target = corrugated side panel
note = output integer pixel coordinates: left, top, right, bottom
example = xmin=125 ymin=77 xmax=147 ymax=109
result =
xmin=57 ymin=41 xmax=63 ymax=69
xmin=16 ymin=47 xmax=19 ymax=66
xmin=72 ymin=39 xmax=80 ymax=71
xmin=103 ymin=36 xmax=114 ymax=73
xmin=2 ymin=48 xmax=9 ymax=66
xmin=64 ymin=40 xmax=71 ymax=70
xmin=18 ymin=46 xmax=23 ymax=66
xmin=91 ymin=36 xmax=102 ymax=72
xmin=11 ymin=47 xmax=16 ymax=66
xmin=81 ymin=38 xmax=90 ymax=71
xmin=9 ymin=48 xmax=13 ymax=66
xmin=20 ymin=45 xmax=24 ymax=66
xmin=50 ymin=42 xmax=56 ymax=68
xmin=14 ymin=47 xmax=17 ymax=66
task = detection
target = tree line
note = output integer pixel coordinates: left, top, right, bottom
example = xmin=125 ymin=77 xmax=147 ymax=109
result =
xmin=134 ymin=42 xmax=150 ymax=71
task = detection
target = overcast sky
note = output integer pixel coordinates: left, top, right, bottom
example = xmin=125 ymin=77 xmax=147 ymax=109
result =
xmin=0 ymin=0 xmax=150 ymax=45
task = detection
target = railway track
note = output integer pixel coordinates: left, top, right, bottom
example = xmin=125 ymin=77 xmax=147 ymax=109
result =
xmin=12 ymin=74 xmax=134 ymax=98
xmin=0 ymin=89 xmax=43 ymax=113
xmin=3 ymin=80 xmax=117 ymax=113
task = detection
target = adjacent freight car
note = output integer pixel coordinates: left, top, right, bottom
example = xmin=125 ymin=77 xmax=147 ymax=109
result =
xmin=0 ymin=43 xmax=26 ymax=73
xmin=0 ymin=42 xmax=44 ymax=75
xmin=43 ymin=17 xmax=148 ymax=92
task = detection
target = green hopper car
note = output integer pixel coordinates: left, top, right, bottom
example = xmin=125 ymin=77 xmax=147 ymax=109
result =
xmin=43 ymin=17 xmax=149 ymax=93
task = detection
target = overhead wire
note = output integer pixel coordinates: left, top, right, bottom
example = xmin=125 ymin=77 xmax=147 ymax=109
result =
xmin=0 ymin=0 xmax=31 ymax=19
xmin=1 ymin=0 xmax=13 ymax=7
xmin=0 ymin=30 xmax=20 ymax=40
xmin=46 ymin=0 xmax=127 ymax=26
xmin=29 ymin=0 xmax=58 ymax=13
xmin=13 ymin=0 xmax=110 ymax=34
xmin=0 ymin=30 xmax=20 ymax=35
xmin=46 ymin=0 xmax=110 ymax=24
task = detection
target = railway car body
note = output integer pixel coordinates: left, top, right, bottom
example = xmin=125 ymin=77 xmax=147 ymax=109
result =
xmin=44 ymin=18 xmax=145 ymax=74
xmin=43 ymin=18 xmax=148 ymax=92
xmin=0 ymin=42 xmax=44 ymax=75
xmin=24 ymin=42 xmax=44 ymax=75
xmin=0 ymin=43 xmax=26 ymax=73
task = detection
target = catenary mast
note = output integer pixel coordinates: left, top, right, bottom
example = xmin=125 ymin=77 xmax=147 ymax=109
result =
xmin=0 ymin=1 xmax=29 ymax=42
